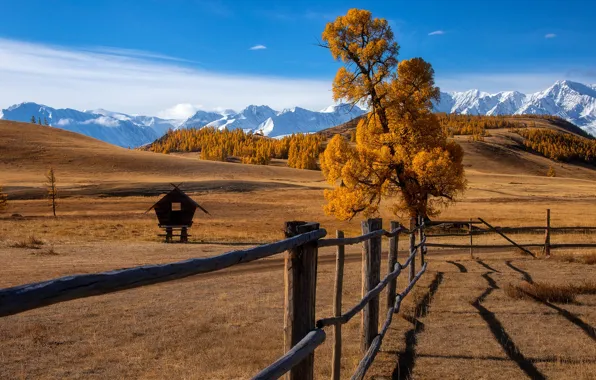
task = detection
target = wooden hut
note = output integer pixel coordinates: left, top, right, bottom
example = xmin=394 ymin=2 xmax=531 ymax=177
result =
xmin=147 ymin=185 xmax=209 ymax=242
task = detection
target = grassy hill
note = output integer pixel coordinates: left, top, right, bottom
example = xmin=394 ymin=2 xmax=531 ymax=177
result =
xmin=318 ymin=114 xmax=596 ymax=180
xmin=2 ymin=115 xmax=596 ymax=201
xmin=0 ymin=120 xmax=323 ymax=197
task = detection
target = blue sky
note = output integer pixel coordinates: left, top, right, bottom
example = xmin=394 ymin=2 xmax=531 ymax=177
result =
xmin=0 ymin=0 xmax=594 ymax=117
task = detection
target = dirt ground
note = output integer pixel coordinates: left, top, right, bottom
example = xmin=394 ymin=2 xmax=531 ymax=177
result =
xmin=1 ymin=120 xmax=596 ymax=379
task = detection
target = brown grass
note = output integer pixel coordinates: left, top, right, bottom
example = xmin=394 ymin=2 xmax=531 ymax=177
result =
xmin=553 ymin=252 xmax=596 ymax=265
xmin=505 ymin=280 xmax=596 ymax=303
xmin=1 ymin=119 xmax=596 ymax=378
xmin=9 ymin=235 xmax=44 ymax=249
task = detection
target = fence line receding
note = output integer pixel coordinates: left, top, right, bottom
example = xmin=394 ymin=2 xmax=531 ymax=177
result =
xmin=0 ymin=217 xmax=430 ymax=380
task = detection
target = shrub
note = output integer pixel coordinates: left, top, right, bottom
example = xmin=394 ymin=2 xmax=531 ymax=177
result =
xmin=10 ymin=235 xmax=44 ymax=249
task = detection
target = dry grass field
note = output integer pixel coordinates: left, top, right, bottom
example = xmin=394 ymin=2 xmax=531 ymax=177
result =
xmin=1 ymin=120 xmax=595 ymax=379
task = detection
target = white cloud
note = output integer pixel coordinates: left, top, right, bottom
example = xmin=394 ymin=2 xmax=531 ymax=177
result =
xmin=545 ymin=33 xmax=557 ymax=39
xmin=0 ymin=38 xmax=331 ymax=116
xmin=428 ymin=30 xmax=445 ymax=36
xmin=249 ymin=45 xmax=267 ymax=50
xmin=157 ymin=103 xmax=204 ymax=119
xmin=82 ymin=116 xmax=120 ymax=127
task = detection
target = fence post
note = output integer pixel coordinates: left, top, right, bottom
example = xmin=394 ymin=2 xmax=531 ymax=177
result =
xmin=418 ymin=215 xmax=425 ymax=266
xmin=469 ymin=218 xmax=474 ymax=259
xmin=387 ymin=221 xmax=399 ymax=311
xmin=361 ymin=218 xmax=382 ymax=353
xmin=331 ymin=230 xmax=344 ymax=380
xmin=545 ymin=209 xmax=551 ymax=257
xmin=409 ymin=217 xmax=417 ymax=283
xmin=284 ymin=221 xmax=320 ymax=380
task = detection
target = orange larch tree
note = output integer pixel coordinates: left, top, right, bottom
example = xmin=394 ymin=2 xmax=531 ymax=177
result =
xmin=319 ymin=9 xmax=466 ymax=221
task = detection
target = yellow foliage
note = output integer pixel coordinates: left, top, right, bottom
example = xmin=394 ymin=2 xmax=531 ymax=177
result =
xmin=287 ymin=134 xmax=322 ymax=170
xmin=517 ymin=128 xmax=596 ymax=164
xmin=547 ymin=165 xmax=557 ymax=177
xmin=146 ymin=127 xmax=320 ymax=169
xmin=320 ymin=9 xmax=466 ymax=220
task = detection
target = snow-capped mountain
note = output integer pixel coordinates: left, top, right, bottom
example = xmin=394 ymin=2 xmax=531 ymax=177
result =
xmin=436 ymin=80 xmax=596 ymax=135
xmin=0 ymin=103 xmax=181 ymax=147
xmin=0 ymin=101 xmax=366 ymax=147
xmin=3 ymin=80 xmax=596 ymax=148
xmin=181 ymin=103 xmax=366 ymax=137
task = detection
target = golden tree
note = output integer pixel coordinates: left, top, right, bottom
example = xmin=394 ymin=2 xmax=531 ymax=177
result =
xmin=0 ymin=185 xmax=7 ymax=212
xmin=320 ymin=9 xmax=466 ymax=220
xmin=45 ymin=167 xmax=58 ymax=217
xmin=547 ymin=165 xmax=556 ymax=177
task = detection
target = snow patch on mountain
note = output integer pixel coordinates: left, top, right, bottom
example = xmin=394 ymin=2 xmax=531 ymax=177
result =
xmin=179 ymin=103 xmax=366 ymax=137
xmin=0 ymin=102 xmax=180 ymax=147
xmin=436 ymin=80 xmax=596 ymax=136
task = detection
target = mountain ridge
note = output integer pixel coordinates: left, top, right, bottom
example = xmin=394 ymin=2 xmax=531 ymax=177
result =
xmin=2 ymin=80 xmax=596 ymax=148
xmin=436 ymin=80 xmax=596 ymax=135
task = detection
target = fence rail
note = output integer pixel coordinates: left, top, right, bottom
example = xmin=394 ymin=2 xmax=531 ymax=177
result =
xmin=0 ymin=228 xmax=326 ymax=318
xmin=0 ymin=217 xmax=429 ymax=380
xmin=425 ymin=209 xmax=596 ymax=257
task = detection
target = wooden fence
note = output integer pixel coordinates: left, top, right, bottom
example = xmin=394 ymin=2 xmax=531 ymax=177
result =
xmin=425 ymin=209 xmax=596 ymax=258
xmin=0 ymin=217 xmax=428 ymax=380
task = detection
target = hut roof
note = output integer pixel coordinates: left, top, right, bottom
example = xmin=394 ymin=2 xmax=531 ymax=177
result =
xmin=145 ymin=184 xmax=210 ymax=215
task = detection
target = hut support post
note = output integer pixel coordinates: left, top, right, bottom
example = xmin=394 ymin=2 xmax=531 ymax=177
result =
xmin=166 ymin=227 xmax=173 ymax=243
xmin=284 ymin=221 xmax=319 ymax=380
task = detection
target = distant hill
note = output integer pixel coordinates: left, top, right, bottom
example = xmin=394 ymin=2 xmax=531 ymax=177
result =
xmin=0 ymin=102 xmax=180 ymax=148
xmin=318 ymin=113 xmax=596 ymax=181
xmin=0 ymin=120 xmax=322 ymax=193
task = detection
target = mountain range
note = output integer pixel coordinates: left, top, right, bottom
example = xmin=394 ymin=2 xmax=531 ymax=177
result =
xmin=1 ymin=80 xmax=595 ymax=148
xmin=435 ymin=80 xmax=596 ymax=135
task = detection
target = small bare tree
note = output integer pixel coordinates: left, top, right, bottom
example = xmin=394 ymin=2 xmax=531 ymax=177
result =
xmin=0 ymin=185 xmax=7 ymax=212
xmin=45 ymin=168 xmax=58 ymax=217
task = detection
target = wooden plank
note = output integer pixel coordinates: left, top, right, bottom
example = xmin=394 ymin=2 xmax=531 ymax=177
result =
xmin=317 ymin=226 xmax=406 ymax=248
xmin=284 ymin=221 xmax=319 ymax=380
xmin=253 ymin=329 xmax=326 ymax=380
xmin=316 ymin=242 xmax=421 ymax=328
xmin=331 ymin=230 xmax=344 ymax=380
xmin=545 ymin=209 xmax=551 ymax=257
xmin=386 ymin=221 xmax=399 ymax=311
xmin=426 ymin=243 xmax=546 ymax=249
xmin=551 ymin=243 xmax=596 ymax=248
xmin=428 ymin=226 xmax=596 ymax=236
xmin=318 ymin=229 xmax=384 ymax=247
xmin=427 ymin=220 xmax=483 ymax=225
xmin=469 ymin=219 xmax=474 ymax=259
xmin=418 ymin=216 xmax=426 ymax=266
xmin=478 ymin=218 xmax=536 ymax=258
xmin=409 ymin=217 xmax=417 ymax=283
xmin=317 ymin=263 xmax=402 ymax=328
xmin=361 ymin=218 xmax=382 ymax=353
xmin=0 ymin=227 xmax=326 ymax=318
